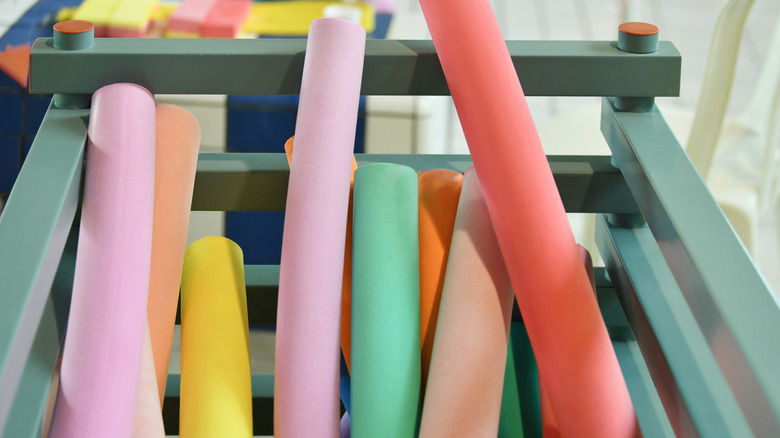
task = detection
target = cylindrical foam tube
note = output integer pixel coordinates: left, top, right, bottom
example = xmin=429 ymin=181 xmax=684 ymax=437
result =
xmin=284 ymin=136 xmax=360 ymax=374
xmin=539 ymin=244 xmax=596 ymax=437
xmin=341 ymin=413 xmax=351 ymax=438
xmin=340 ymin=351 xmax=352 ymax=414
xmin=351 ymin=163 xmax=421 ymax=437
xmin=48 ymin=83 xmax=156 ymax=438
xmin=498 ymin=323 xmax=525 ymax=438
xmin=417 ymin=169 xmax=463 ymax=388
xmin=417 ymin=1 xmax=639 ymax=436
xmin=132 ymin=323 xmax=165 ymax=437
xmin=541 ymin=382 xmax=561 ymax=438
xmin=274 ymin=17 xmax=366 ymax=438
xmin=148 ymin=103 xmax=201 ymax=405
xmin=511 ymin=322 xmax=542 ymax=437
xmin=418 ymin=168 xmax=513 ymax=438
xmin=179 ymin=236 xmax=252 ymax=437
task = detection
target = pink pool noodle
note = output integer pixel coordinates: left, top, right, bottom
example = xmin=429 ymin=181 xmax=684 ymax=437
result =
xmin=418 ymin=169 xmax=514 ymax=438
xmin=147 ymin=104 xmax=201 ymax=405
xmin=274 ymin=17 xmax=366 ymax=438
xmin=417 ymin=1 xmax=639 ymax=436
xmin=132 ymin=323 xmax=165 ymax=437
xmin=284 ymin=136 xmax=359 ymax=373
xmin=49 ymin=83 xmax=156 ymax=438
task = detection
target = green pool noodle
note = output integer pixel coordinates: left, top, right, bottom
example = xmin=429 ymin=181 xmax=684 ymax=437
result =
xmin=499 ymin=322 xmax=542 ymax=438
xmin=499 ymin=327 xmax=524 ymax=438
xmin=350 ymin=163 xmax=421 ymax=438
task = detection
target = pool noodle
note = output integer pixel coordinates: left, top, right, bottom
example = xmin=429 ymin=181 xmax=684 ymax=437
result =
xmin=498 ymin=322 xmax=540 ymax=438
xmin=578 ymin=243 xmax=596 ymax=293
xmin=498 ymin=332 xmax=525 ymax=438
xmin=285 ymin=138 xmax=356 ymax=415
xmin=179 ymin=236 xmax=252 ymax=437
xmin=417 ymin=169 xmax=463 ymax=388
xmin=511 ymin=322 xmax=543 ymax=437
xmin=341 ymin=412 xmax=351 ymax=438
xmin=417 ymin=1 xmax=639 ymax=436
xmin=274 ymin=17 xmax=366 ymax=438
xmin=539 ymin=244 xmax=597 ymax=437
xmin=418 ymin=168 xmax=513 ymax=438
xmin=48 ymin=83 xmax=156 ymax=438
xmin=351 ymin=163 xmax=421 ymax=437
xmin=283 ymin=136 xmax=359 ymax=374
xmin=131 ymin=323 xmax=165 ymax=437
xmin=147 ymin=103 xmax=201 ymax=405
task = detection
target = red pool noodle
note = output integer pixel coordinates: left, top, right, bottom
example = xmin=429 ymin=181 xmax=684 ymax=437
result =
xmin=417 ymin=1 xmax=640 ymax=436
xmin=539 ymin=244 xmax=598 ymax=437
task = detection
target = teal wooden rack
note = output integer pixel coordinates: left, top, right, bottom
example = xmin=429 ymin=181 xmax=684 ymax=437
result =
xmin=1 ymin=26 xmax=778 ymax=437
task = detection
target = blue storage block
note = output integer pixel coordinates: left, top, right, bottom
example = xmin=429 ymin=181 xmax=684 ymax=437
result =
xmin=23 ymin=135 xmax=34 ymax=164
xmin=228 ymin=95 xmax=299 ymax=152
xmin=371 ymin=13 xmax=391 ymax=39
xmin=24 ymin=94 xmax=52 ymax=135
xmin=226 ymin=211 xmax=286 ymax=265
xmin=0 ymin=135 xmax=22 ymax=193
xmin=227 ymin=95 xmax=367 ymax=152
xmin=0 ymin=91 xmax=23 ymax=135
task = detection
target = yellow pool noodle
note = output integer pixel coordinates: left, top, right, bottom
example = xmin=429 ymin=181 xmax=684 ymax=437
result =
xmin=179 ymin=236 xmax=252 ymax=438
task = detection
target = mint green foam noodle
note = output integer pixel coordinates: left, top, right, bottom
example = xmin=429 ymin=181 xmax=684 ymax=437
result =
xmin=499 ymin=322 xmax=542 ymax=437
xmin=350 ymin=163 xmax=422 ymax=437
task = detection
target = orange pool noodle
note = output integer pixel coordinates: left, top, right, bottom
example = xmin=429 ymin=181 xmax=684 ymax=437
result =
xmin=147 ymin=104 xmax=201 ymax=404
xmin=417 ymin=0 xmax=639 ymax=436
xmin=417 ymin=169 xmax=462 ymax=387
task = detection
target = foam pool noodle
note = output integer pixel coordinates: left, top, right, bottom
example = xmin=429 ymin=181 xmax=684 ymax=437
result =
xmin=351 ymin=163 xmax=421 ymax=437
xmin=147 ymin=103 xmax=201 ymax=406
xmin=131 ymin=323 xmax=165 ymax=437
xmin=417 ymin=169 xmax=463 ymax=389
xmin=179 ymin=236 xmax=252 ymax=437
xmin=418 ymin=168 xmax=513 ymax=437
xmin=416 ymin=0 xmax=640 ymax=435
xmin=48 ymin=83 xmax=157 ymax=438
xmin=274 ymin=17 xmax=366 ymax=437
xmin=283 ymin=136 xmax=358 ymax=414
